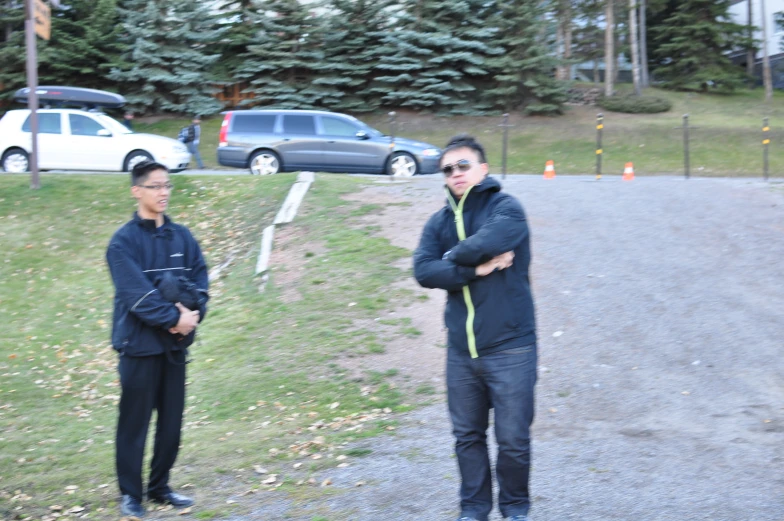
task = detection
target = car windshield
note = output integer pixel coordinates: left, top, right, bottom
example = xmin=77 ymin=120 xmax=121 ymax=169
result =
xmin=96 ymin=114 xmax=132 ymax=134
xmin=347 ymin=116 xmax=383 ymax=137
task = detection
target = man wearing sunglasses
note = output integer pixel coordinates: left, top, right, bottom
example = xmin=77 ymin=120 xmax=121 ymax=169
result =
xmin=106 ymin=161 xmax=209 ymax=518
xmin=414 ymin=135 xmax=536 ymax=521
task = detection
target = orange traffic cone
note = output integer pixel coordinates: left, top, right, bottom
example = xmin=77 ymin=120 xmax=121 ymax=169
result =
xmin=543 ymin=160 xmax=556 ymax=179
xmin=622 ymin=162 xmax=635 ymax=181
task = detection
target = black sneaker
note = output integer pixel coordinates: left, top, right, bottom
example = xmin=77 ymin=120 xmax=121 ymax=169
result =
xmin=148 ymin=491 xmax=194 ymax=508
xmin=120 ymin=495 xmax=145 ymax=517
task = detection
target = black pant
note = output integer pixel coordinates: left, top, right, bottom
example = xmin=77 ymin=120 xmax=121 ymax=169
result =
xmin=116 ymin=352 xmax=186 ymax=500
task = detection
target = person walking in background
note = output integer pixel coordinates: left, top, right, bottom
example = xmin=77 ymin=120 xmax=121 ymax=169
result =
xmin=122 ymin=112 xmax=134 ymax=131
xmin=413 ymin=135 xmax=537 ymax=521
xmin=186 ymin=116 xmax=204 ymax=169
xmin=106 ymin=160 xmax=209 ymax=518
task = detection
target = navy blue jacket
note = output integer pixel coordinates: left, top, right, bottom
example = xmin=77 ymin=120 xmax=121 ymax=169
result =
xmin=413 ymin=177 xmax=536 ymax=358
xmin=106 ymin=213 xmax=209 ymax=357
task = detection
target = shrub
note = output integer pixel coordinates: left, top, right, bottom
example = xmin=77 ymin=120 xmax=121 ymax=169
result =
xmin=599 ymin=94 xmax=672 ymax=114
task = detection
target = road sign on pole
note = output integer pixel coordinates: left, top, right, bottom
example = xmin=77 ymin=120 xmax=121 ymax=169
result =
xmin=33 ymin=0 xmax=51 ymax=41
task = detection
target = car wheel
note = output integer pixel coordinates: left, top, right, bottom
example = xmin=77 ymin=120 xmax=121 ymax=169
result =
xmin=388 ymin=152 xmax=418 ymax=177
xmin=249 ymin=150 xmax=280 ymax=175
xmin=1 ymin=148 xmax=30 ymax=173
xmin=124 ymin=150 xmax=153 ymax=172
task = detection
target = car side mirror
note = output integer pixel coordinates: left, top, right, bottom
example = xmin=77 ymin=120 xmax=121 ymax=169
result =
xmin=97 ymin=129 xmax=112 ymax=137
xmin=355 ymin=130 xmax=369 ymax=140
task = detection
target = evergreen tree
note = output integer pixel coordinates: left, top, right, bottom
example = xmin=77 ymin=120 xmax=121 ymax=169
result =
xmin=38 ymin=0 xmax=124 ymax=91
xmin=572 ymin=0 xmax=605 ymax=83
xmin=212 ymin=0 xmax=257 ymax=83
xmin=372 ymin=0 xmax=502 ymax=114
xmin=315 ymin=0 xmax=397 ymax=112
xmin=0 ymin=0 xmax=27 ymax=102
xmin=484 ymin=0 xmax=567 ymax=114
xmin=236 ymin=0 xmax=326 ymax=109
xmin=109 ymin=0 xmax=225 ymax=115
xmin=649 ymin=0 xmax=749 ymax=92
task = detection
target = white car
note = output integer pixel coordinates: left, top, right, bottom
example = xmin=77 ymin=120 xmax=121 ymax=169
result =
xmin=0 ymin=108 xmax=191 ymax=173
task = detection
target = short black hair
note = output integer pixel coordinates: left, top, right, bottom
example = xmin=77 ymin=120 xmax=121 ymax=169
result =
xmin=131 ymin=160 xmax=168 ymax=186
xmin=441 ymin=134 xmax=487 ymax=165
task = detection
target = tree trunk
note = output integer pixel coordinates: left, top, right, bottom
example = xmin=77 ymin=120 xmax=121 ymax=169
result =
xmin=629 ymin=0 xmax=641 ymax=95
xmin=556 ymin=16 xmax=565 ymax=80
xmin=639 ymin=0 xmax=649 ymax=87
xmin=605 ymin=0 xmax=614 ymax=97
xmin=594 ymin=59 xmax=600 ymax=84
xmin=761 ymin=0 xmax=773 ymax=102
xmin=747 ymin=0 xmax=755 ymax=80
xmin=564 ymin=2 xmax=573 ymax=80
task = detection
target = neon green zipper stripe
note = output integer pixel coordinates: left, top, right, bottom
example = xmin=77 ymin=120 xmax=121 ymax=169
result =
xmin=447 ymin=187 xmax=478 ymax=359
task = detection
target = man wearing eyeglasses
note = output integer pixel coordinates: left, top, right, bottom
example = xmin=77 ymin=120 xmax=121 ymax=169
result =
xmin=414 ymin=135 xmax=537 ymax=521
xmin=106 ymin=161 xmax=208 ymax=518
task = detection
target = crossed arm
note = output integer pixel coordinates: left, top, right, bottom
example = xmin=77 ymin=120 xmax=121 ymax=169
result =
xmin=413 ymin=197 xmax=528 ymax=291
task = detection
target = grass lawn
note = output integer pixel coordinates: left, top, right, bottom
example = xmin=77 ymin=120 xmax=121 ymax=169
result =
xmin=132 ymin=87 xmax=784 ymax=177
xmin=0 ymin=173 xmax=421 ymax=519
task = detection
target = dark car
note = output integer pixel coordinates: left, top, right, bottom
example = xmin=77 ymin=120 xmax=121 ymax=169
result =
xmin=217 ymin=109 xmax=441 ymax=176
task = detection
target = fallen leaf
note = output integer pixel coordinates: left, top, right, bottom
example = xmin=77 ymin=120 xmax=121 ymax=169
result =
xmin=178 ymin=507 xmax=192 ymax=515
xmin=321 ymin=478 xmax=332 ymax=487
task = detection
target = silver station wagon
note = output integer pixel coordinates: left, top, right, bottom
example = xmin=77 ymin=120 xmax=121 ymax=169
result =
xmin=217 ymin=109 xmax=441 ymax=176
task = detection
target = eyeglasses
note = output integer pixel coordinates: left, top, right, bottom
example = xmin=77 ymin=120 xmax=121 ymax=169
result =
xmin=139 ymin=183 xmax=174 ymax=192
xmin=441 ymin=159 xmax=477 ymax=177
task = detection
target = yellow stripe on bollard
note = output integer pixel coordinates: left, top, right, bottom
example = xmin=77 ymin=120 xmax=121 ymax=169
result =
xmin=597 ymin=124 xmax=604 ymax=130
xmin=763 ymin=139 xmax=771 ymax=145
xmin=763 ymin=127 xmax=770 ymax=132
xmin=596 ymin=149 xmax=603 ymax=154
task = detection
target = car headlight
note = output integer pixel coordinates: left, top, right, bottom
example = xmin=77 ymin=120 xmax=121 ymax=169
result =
xmin=421 ymin=148 xmax=440 ymax=157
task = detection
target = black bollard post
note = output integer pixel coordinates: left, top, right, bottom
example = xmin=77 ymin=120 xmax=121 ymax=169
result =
xmin=502 ymin=113 xmax=509 ymax=180
xmin=763 ymin=117 xmax=770 ymax=181
xmin=596 ymin=113 xmax=604 ymax=180
xmin=683 ymin=114 xmax=690 ymax=179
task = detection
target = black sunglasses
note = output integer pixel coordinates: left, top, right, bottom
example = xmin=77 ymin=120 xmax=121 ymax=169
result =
xmin=441 ymin=159 xmax=478 ymax=177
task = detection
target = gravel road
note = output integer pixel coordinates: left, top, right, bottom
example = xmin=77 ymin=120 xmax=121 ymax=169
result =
xmin=237 ymin=175 xmax=784 ymax=521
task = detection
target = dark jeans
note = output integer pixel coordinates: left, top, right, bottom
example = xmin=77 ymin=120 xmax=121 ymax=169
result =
xmin=116 ymin=352 xmax=186 ymax=500
xmin=447 ymin=344 xmax=538 ymax=521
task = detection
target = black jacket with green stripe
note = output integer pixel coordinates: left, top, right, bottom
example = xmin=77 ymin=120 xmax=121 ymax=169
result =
xmin=413 ymin=177 xmax=536 ymax=358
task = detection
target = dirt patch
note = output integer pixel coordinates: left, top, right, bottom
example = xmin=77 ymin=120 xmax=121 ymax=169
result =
xmin=268 ymin=225 xmax=327 ymax=303
xmin=339 ymin=182 xmax=449 ymax=389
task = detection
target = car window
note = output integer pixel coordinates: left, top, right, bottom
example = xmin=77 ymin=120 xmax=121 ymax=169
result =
xmin=22 ymin=113 xmax=62 ymax=134
xmin=69 ymin=114 xmax=106 ymax=136
xmin=96 ymin=114 xmax=132 ymax=134
xmin=321 ymin=117 xmax=360 ymax=137
xmin=233 ymin=114 xmax=276 ymax=133
xmin=282 ymin=115 xmax=316 ymax=135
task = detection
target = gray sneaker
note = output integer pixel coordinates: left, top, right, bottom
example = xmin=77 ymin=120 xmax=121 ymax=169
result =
xmin=457 ymin=518 xmax=480 ymax=521
xmin=506 ymin=516 xmax=530 ymax=521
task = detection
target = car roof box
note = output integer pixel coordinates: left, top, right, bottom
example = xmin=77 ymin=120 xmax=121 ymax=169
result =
xmin=14 ymin=86 xmax=126 ymax=109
